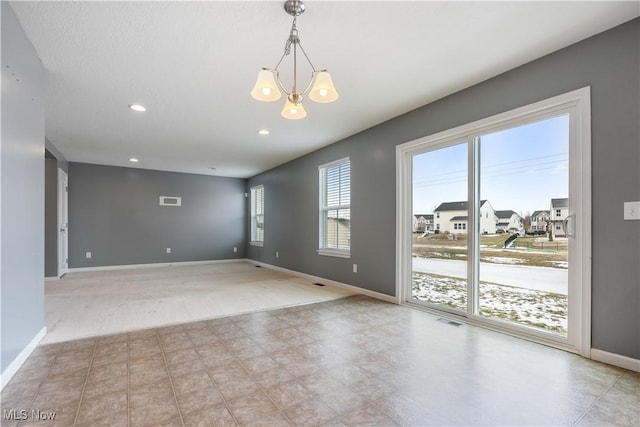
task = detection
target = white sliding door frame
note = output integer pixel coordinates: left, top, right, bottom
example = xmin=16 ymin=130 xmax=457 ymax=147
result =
xmin=396 ymin=87 xmax=591 ymax=356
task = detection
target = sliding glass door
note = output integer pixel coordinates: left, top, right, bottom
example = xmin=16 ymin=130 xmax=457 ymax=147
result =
xmin=398 ymin=88 xmax=590 ymax=354
xmin=412 ymin=141 xmax=468 ymax=313
xmin=477 ymin=115 xmax=569 ymax=336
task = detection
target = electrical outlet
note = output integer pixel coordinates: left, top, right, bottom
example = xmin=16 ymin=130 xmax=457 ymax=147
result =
xmin=353 ymin=263 xmax=358 ymax=273
xmin=276 ymin=251 xmax=279 ymax=258
xmin=233 ymin=247 xmax=238 ymax=253
xmin=85 ymin=252 xmax=92 ymax=259
xmin=166 ymin=248 xmax=171 ymax=254
xmin=624 ymin=201 xmax=640 ymax=220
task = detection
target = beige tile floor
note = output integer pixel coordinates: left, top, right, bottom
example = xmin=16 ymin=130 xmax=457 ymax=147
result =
xmin=43 ymin=262 xmax=354 ymax=344
xmin=2 ymin=294 xmax=638 ymax=426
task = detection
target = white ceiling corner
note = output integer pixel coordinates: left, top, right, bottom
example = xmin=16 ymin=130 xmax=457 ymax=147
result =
xmin=9 ymin=1 xmax=639 ymax=178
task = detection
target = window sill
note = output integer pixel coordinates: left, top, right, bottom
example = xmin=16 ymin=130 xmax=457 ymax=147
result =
xmin=317 ymin=248 xmax=351 ymax=259
xmin=249 ymin=241 xmax=264 ymax=247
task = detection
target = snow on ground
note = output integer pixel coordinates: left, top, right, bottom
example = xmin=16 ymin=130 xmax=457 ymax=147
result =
xmin=481 ymin=256 xmax=524 ymax=265
xmin=550 ymin=261 xmax=569 ymax=269
xmin=412 ymin=272 xmax=568 ymax=335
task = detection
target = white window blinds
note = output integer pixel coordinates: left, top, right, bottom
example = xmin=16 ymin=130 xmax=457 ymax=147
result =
xmin=319 ymin=158 xmax=351 ymax=257
xmin=250 ymin=185 xmax=264 ymax=245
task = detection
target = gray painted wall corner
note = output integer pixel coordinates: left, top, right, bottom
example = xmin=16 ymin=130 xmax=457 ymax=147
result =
xmin=44 ymin=159 xmax=58 ymax=278
xmin=1 ymin=2 xmax=46 ymax=373
xmin=68 ymin=163 xmax=247 ymax=268
xmin=45 ymin=138 xmax=69 ymax=173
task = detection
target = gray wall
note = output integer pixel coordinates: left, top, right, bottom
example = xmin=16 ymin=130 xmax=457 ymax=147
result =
xmin=248 ymin=19 xmax=640 ymax=359
xmin=1 ymin=2 xmax=46 ymax=374
xmin=68 ymin=163 xmax=247 ymax=268
xmin=44 ymin=158 xmax=58 ymax=278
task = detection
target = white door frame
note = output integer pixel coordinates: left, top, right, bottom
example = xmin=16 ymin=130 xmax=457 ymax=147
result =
xmin=396 ymin=87 xmax=591 ymax=357
xmin=57 ymin=168 xmax=68 ymax=277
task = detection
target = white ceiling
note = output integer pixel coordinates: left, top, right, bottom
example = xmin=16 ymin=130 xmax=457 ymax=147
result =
xmin=10 ymin=1 xmax=639 ymax=178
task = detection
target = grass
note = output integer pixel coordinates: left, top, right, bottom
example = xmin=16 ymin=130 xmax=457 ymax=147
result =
xmin=411 ymin=233 xmax=569 ymax=335
xmin=412 ymin=272 xmax=568 ymax=335
xmin=413 ymin=233 xmax=568 ymax=268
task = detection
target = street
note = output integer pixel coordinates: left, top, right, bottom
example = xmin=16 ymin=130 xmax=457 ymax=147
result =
xmin=412 ymin=257 xmax=568 ymax=295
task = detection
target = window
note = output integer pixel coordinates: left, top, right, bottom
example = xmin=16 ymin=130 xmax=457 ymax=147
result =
xmin=318 ymin=158 xmax=350 ymax=257
xmin=399 ymin=87 xmax=591 ymax=355
xmin=250 ymin=185 xmax=264 ymax=246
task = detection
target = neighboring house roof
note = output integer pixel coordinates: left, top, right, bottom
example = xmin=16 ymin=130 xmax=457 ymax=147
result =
xmin=532 ymin=210 xmax=549 ymax=217
xmin=450 ymin=216 xmax=468 ymax=221
xmin=495 ymin=210 xmax=518 ymax=219
xmin=434 ymin=200 xmax=488 ymax=212
xmin=414 ymin=214 xmax=434 ymax=220
xmin=551 ymin=198 xmax=569 ymax=208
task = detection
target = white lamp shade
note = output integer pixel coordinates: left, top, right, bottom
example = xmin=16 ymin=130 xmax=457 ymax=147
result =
xmin=308 ymin=71 xmax=339 ymax=103
xmin=281 ymin=98 xmax=307 ymax=120
xmin=251 ymin=69 xmax=282 ymax=102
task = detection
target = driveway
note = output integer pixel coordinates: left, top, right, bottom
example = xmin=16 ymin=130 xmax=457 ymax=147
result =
xmin=412 ymin=257 xmax=568 ymax=295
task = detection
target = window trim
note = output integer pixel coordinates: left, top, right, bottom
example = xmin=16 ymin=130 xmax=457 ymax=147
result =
xmin=249 ymin=185 xmax=264 ymax=247
xmin=317 ymin=157 xmax=351 ymax=258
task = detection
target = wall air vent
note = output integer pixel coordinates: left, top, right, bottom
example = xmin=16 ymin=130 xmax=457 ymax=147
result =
xmin=159 ymin=196 xmax=181 ymax=206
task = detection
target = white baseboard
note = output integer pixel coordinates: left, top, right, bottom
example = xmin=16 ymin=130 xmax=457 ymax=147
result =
xmin=68 ymin=258 xmax=249 ymax=273
xmin=0 ymin=327 xmax=47 ymax=391
xmin=591 ymin=348 xmax=640 ymax=372
xmin=249 ymin=260 xmax=397 ymax=304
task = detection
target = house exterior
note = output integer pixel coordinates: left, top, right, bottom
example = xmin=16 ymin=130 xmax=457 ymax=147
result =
xmin=495 ymin=210 xmax=523 ymax=233
xmin=550 ymin=198 xmax=569 ymax=237
xmin=413 ymin=214 xmax=434 ymax=233
xmin=530 ymin=210 xmax=550 ymax=232
xmin=326 ymin=217 xmax=350 ymax=249
xmin=433 ymin=200 xmax=496 ymax=234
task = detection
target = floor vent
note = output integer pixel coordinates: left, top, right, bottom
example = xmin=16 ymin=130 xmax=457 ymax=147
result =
xmin=314 ymin=283 xmax=326 ymax=287
xmin=437 ymin=318 xmax=462 ymax=327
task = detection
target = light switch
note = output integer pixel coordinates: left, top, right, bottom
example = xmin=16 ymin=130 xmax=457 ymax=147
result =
xmin=624 ymin=201 xmax=640 ymax=220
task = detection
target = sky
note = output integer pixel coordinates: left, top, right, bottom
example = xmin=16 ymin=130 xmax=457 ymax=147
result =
xmin=413 ymin=114 xmax=569 ymax=217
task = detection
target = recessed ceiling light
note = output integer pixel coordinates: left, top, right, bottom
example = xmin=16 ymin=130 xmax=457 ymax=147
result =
xmin=128 ymin=157 xmax=139 ymax=163
xmin=258 ymin=129 xmax=270 ymax=135
xmin=128 ymin=104 xmax=146 ymax=112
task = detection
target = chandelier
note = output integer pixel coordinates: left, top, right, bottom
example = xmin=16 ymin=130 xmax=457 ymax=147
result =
xmin=251 ymin=0 xmax=338 ymax=120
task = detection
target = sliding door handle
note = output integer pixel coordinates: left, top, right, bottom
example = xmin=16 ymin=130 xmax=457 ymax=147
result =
xmin=563 ymin=214 xmax=576 ymax=238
